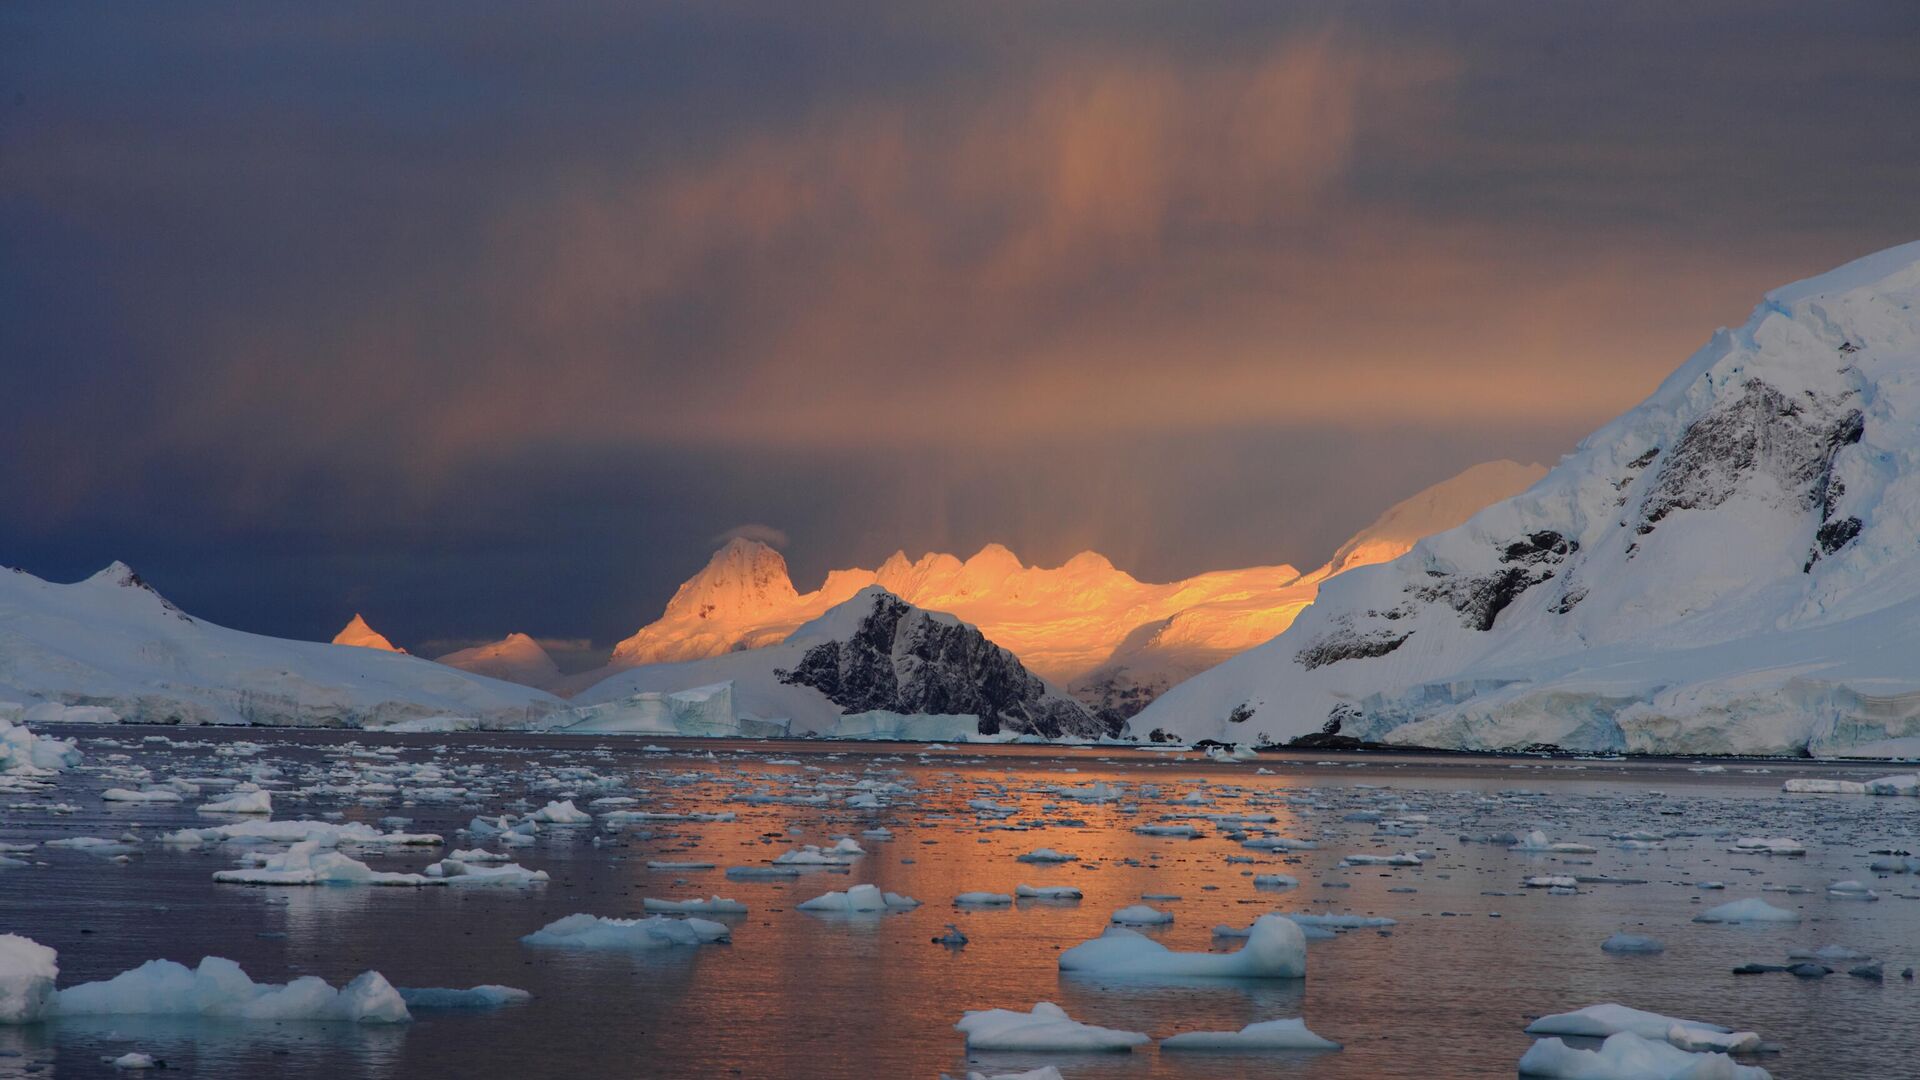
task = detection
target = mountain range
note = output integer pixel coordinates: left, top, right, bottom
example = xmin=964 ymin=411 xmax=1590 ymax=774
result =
xmin=1135 ymin=239 xmax=1920 ymax=758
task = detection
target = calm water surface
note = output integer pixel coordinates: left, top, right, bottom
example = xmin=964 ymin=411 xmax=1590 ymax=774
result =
xmin=3 ymin=728 xmax=1918 ymax=1078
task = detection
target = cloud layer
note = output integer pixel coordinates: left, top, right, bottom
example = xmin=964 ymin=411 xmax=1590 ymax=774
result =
xmin=3 ymin=2 xmax=1917 ymax=648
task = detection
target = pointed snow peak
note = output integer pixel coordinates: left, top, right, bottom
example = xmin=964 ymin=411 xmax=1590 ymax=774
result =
xmin=1061 ymin=551 xmax=1116 ymax=574
xmin=965 ymin=543 xmax=1023 ymax=570
xmin=674 ymin=537 xmax=798 ymax=609
xmin=86 ymin=561 xmax=145 ymax=589
xmin=877 ymin=550 xmax=913 ymax=576
xmin=333 ymin=613 xmax=407 ymax=654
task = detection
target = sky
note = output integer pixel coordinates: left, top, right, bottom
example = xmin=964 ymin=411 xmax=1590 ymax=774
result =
xmin=4 ymin=2 xmax=1918 ymax=663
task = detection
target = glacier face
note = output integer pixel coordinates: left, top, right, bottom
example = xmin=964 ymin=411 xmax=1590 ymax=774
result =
xmin=1133 ymin=239 xmax=1920 ymax=758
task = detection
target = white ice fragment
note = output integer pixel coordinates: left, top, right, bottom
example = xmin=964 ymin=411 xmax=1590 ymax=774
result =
xmin=954 ymin=1002 xmax=1147 ymax=1052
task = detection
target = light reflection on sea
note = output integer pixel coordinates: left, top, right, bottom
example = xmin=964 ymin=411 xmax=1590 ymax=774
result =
xmin=2 ymin=729 xmax=1916 ymax=1078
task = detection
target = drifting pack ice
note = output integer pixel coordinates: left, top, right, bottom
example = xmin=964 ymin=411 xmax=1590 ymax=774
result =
xmin=1136 ymin=240 xmax=1920 ymax=758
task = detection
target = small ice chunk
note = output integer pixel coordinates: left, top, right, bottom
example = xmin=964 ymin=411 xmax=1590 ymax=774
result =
xmin=1600 ymin=933 xmax=1665 ymax=954
xmin=529 ymin=799 xmax=591 ymax=824
xmin=520 ymin=914 xmax=730 ymax=949
xmin=954 ymin=1001 xmax=1147 ymax=1052
xmin=1061 ymin=914 xmax=1306 ymax=978
xmin=1160 ymin=1017 xmax=1341 ymax=1051
xmin=797 ymin=884 xmax=919 ymax=913
xmin=1110 ymin=904 xmax=1173 ymax=925
xmin=1015 ymin=848 xmax=1078 ymax=863
xmin=398 ymin=985 xmax=531 ymax=1009
xmin=197 ymin=789 xmax=272 ymax=815
xmin=642 ymin=896 xmax=748 ymax=914
xmin=955 ymin=892 xmax=1013 ymax=906
xmin=1014 ymin=884 xmax=1082 ymax=900
xmin=1692 ymin=898 xmax=1800 ymax=924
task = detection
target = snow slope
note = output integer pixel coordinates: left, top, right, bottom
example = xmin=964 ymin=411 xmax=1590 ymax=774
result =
xmin=332 ymin=613 xmax=406 ymax=654
xmin=1134 ymin=240 xmax=1920 ymax=758
xmin=573 ymin=587 xmax=1107 ymax=740
xmin=436 ymin=634 xmax=564 ymax=693
xmin=1071 ymin=460 xmax=1544 ymax=723
xmin=0 ymin=563 xmax=559 ymax=728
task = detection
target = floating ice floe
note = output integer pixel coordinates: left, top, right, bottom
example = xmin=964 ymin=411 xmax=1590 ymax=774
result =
xmin=22 ymin=949 xmax=412 ymax=1024
xmin=197 ymin=788 xmax=272 ymax=815
xmin=166 ymin=820 xmax=440 ymax=847
xmin=1014 ymin=884 xmax=1081 ymax=900
xmin=1826 ymin=880 xmax=1878 ymax=901
xmin=797 ymin=884 xmax=919 ymax=913
xmin=1601 ymin=933 xmax=1665 ymax=954
xmin=398 ymin=985 xmax=530 ymax=1009
xmin=954 ymin=1002 xmax=1148 ymax=1052
xmin=1340 ymin=852 xmax=1421 ymax=867
xmin=643 ymin=896 xmax=748 ymax=914
xmin=1060 ymin=914 xmax=1306 ymax=978
xmin=1253 ymin=874 xmax=1299 ymax=889
xmin=1015 ymin=848 xmax=1078 ymax=863
xmin=1160 ymin=1017 xmax=1340 ymax=1052
xmin=1109 ymin=904 xmax=1173 ymax=925
xmin=1692 ymin=898 xmax=1801 ymax=924
xmin=1727 ymin=837 xmax=1805 ymax=856
xmin=773 ymin=839 xmax=864 ymax=866
xmin=422 ymin=858 xmax=548 ymax=886
xmin=213 ymin=840 xmax=438 ymax=887
xmin=102 ymin=788 xmax=182 ymax=803
xmin=1525 ymin=1003 xmax=1738 ymax=1043
xmin=955 ymin=892 xmax=1012 ymax=906
xmin=1525 ymin=875 xmax=1579 ymax=889
xmin=529 ymin=799 xmax=592 ymax=824
xmin=1511 ymin=830 xmax=1597 ymax=854
xmin=1517 ymin=1032 xmax=1770 ymax=1079
xmin=520 ymin=914 xmax=730 ymax=950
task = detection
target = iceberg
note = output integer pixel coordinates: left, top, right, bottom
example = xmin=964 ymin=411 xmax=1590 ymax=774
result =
xmin=55 ymin=956 xmax=410 ymax=1023
xmin=1060 ymin=914 xmax=1306 ymax=978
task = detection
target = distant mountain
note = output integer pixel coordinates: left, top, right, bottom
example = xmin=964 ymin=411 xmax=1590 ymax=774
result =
xmin=332 ymin=613 xmax=406 ymax=654
xmin=603 ymin=537 xmax=1306 ymax=685
xmin=436 ymin=633 xmax=563 ymax=693
xmin=0 ymin=562 xmax=557 ymax=727
xmin=1133 ymin=240 xmax=1920 ymax=758
xmin=587 ymin=459 xmax=1539 ymax=722
xmin=573 ymin=587 xmax=1108 ymax=740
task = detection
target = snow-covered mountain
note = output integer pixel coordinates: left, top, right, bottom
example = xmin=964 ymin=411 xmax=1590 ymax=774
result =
xmin=573 ymin=586 xmax=1107 ymax=740
xmin=1070 ymin=460 xmax=1545 ymax=725
xmin=1134 ymin=240 xmax=1920 ymax=758
xmin=332 ymin=613 xmax=406 ymax=654
xmin=603 ymin=537 xmax=1302 ymax=683
xmin=0 ymin=563 xmax=557 ymax=727
xmin=436 ymin=634 xmax=564 ymax=693
xmin=592 ymin=463 xmax=1540 ymax=713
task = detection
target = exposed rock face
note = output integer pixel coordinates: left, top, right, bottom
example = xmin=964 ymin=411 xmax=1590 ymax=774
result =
xmin=1131 ymin=239 xmax=1920 ymax=758
xmin=776 ymin=591 xmax=1109 ymax=739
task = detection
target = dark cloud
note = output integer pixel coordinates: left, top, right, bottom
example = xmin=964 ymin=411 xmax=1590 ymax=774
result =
xmin=2 ymin=2 xmax=1917 ymax=648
